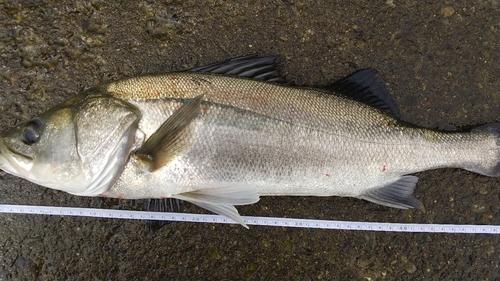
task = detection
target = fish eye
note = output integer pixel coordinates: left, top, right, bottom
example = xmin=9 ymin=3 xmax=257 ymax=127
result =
xmin=21 ymin=118 xmax=43 ymax=145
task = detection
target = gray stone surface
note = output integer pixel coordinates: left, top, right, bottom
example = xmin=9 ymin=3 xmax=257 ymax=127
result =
xmin=1 ymin=1 xmax=499 ymax=280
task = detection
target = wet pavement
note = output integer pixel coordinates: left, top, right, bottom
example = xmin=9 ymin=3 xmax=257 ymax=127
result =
xmin=1 ymin=1 xmax=500 ymax=280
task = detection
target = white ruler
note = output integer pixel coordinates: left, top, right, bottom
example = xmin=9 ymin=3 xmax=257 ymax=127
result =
xmin=1 ymin=204 xmax=499 ymax=234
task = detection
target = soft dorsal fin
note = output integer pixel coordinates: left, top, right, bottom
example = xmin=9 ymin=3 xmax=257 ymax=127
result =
xmin=135 ymin=95 xmax=203 ymax=171
xmin=325 ymin=68 xmax=402 ymax=119
xmin=189 ymin=54 xmax=285 ymax=83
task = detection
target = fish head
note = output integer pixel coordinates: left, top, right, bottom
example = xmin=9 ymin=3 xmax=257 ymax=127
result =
xmin=0 ymin=92 xmax=141 ymax=196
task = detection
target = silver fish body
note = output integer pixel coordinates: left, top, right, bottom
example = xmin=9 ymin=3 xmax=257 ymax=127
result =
xmin=1 ymin=56 xmax=499 ymax=226
xmin=105 ymin=72 xmax=499 ymax=197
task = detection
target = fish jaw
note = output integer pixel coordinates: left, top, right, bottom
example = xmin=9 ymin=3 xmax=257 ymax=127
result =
xmin=0 ymin=137 xmax=32 ymax=179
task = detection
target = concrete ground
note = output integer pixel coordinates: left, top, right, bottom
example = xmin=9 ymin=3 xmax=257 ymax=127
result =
xmin=0 ymin=1 xmax=499 ymax=280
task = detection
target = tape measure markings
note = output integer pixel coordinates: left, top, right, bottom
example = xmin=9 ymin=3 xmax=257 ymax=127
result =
xmin=0 ymin=204 xmax=498 ymax=234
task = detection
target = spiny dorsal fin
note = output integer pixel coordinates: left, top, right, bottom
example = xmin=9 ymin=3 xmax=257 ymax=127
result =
xmin=189 ymin=54 xmax=285 ymax=83
xmin=135 ymin=95 xmax=203 ymax=171
xmin=325 ymin=68 xmax=402 ymax=119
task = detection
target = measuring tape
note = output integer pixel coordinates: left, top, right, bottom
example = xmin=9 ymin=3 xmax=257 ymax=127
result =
xmin=1 ymin=204 xmax=499 ymax=234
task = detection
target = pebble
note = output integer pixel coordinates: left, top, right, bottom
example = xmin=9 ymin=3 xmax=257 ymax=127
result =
xmin=15 ymin=256 xmax=27 ymax=267
xmin=487 ymin=0 xmax=499 ymax=8
xmin=208 ymin=248 xmax=221 ymax=260
xmin=471 ymin=202 xmax=488 ymax=213
xmin=441 ymin=6 xmax=455 ymax=17
xmin=0 ymin=270 xmax=12 ymax=278
xmin=486 ymin=245 xmax=495 ymax=255
xmin=403 ymin=261 xmax=417 ymax=273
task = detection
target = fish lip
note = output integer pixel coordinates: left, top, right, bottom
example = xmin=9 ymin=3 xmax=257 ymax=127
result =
xmin=0 ymin=138 xmax=9 ymax=171
xmin=0 ymin=140 xmax=33 ymax=161
xmin=0 ymin=138 xmax=31 ymax=178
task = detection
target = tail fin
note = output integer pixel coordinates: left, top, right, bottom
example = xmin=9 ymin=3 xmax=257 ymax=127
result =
xmin=462 ymin=123 xmax=500 ymax=177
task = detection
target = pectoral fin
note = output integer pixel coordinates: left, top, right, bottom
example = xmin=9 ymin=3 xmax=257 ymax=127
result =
xmin=135 ymin=95 xmax=203 ymax=171
xmin=172 ymin=185 xmax=260 ymax=228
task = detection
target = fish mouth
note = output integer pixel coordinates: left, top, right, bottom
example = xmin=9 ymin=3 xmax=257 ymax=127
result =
xmin=0 ymin=138 xmax=7 ymax=168
xmin=0 ymin=138 xmax=31 ymax=178
xmin=0 ymin=139 xmax=9 ymax=173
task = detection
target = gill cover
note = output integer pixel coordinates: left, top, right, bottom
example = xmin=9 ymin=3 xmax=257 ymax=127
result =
xmin=0 ymin=91 xmax=141 ymax=196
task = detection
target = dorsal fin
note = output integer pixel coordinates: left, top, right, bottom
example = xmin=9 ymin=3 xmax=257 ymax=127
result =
xmin=325 ymin=68 xmax=402 ymax=119
xmin=189 ymin=54 xmax=285 ymax=83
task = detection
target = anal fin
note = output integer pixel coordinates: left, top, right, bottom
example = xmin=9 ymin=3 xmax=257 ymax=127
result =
xmin=172 ymin=185 xmax=260 ymax=228
xmin=358 ymin=175 xmax=421 ymax=209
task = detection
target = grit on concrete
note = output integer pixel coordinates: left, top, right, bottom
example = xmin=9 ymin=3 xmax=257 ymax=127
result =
xmin=1 ymin=1 xmax=500 ymax=280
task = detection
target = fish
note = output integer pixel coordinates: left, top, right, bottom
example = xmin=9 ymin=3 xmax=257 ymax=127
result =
xmin=1 ymin=54 xmax=499 ymax=228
